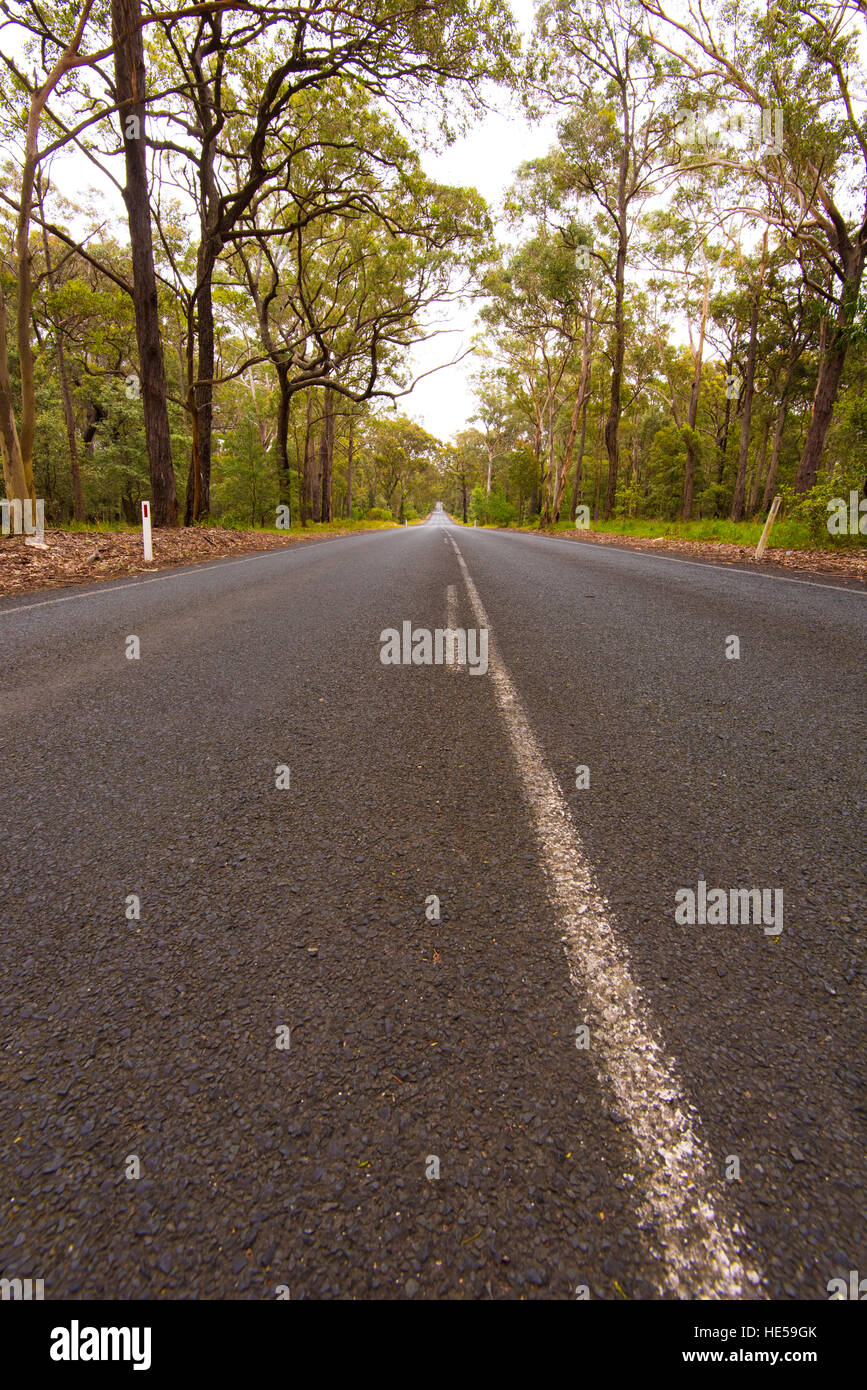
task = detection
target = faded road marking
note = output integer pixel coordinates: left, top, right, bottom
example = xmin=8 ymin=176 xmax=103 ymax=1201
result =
xmin=448 ymin=532 xmax=761 ymax=1299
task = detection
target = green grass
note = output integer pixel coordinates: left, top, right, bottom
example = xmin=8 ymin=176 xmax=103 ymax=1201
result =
xmin=46 ymin=516 xmax=408 ymax=535
xmin=258 ymin=517 xmax=411 ymax=534
xmin=504 ymin=515 xmax=864 ymax=551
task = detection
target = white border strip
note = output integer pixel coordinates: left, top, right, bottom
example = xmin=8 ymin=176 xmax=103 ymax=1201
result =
xmin=481 ymin=527 xmax=867 ymax=597
xmin=0 ymin=532 xmax=381 ymax=619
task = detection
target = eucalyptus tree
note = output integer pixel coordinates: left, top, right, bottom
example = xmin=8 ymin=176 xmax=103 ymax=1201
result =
xmin=111 ymin=0 xmax=178 ymax=523
xmin=228 ymin=85 xmax=492 ymax=518
xmin=757 ymin=265 xmax=814 ymax=508
xmin=640 ymin=0 xmax=867 ymax=491
xmin=141 ymin=0 xmax=518 ymax=519
xmin=480 ymin=230 xmax=598 ymax=523
xmin=0 ymin=0 xmax=100 ymax=507
xmin=642 ymin=183 xmax=726 ymax=518
xmin=531 ymin=0 xmax=682 ymax=516
xmin=360 ymin=414 xmax=442 ymax=519
xmin=470 ymin=366 xmax=519 ymax=495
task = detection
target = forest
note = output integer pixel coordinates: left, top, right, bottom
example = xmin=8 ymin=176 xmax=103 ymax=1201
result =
xmin=1 ymin=0 xmax=865 ymax=542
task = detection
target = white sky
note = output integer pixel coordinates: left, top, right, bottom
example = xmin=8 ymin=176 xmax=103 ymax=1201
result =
xmin=407 ymin=0 xmax=552 ymax=441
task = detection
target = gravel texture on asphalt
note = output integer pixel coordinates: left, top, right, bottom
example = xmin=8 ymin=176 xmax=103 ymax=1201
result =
xmin=0 ymin=514 xmax=864 ymax=1299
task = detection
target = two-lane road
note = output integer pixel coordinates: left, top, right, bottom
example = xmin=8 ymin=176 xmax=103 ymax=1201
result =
xmin=1 ymin=515 xmax=863 ymax=1298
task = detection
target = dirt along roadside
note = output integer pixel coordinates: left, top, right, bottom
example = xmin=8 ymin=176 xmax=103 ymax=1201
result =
xmin=515 ymin=525 xmax=867 ymax=585
xmin=0 ymin=525 xmax=385 ymax=600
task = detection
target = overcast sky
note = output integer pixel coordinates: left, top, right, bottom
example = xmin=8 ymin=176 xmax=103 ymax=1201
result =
xmin=407 ymin=0 xmax=553 ymax=442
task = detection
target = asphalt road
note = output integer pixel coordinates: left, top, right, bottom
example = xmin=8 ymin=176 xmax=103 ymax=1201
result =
xmin=1 ymin=512 xmax=864 ymax=1300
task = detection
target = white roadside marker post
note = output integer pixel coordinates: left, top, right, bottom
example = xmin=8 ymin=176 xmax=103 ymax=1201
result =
xmin=142 ymin=500 xmax=153 ymax=563
xmin=755 ymin=495 xmax=781 ymax=561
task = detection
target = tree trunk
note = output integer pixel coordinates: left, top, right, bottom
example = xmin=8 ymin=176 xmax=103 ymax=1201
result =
xmin=682 ymin=270 xmax=709 ymax=521
xmin=730 ymin=282 xmax=761 ymax=521
xmin=795 ymin=258 xmax=865 ymax=492
xmin=274 ymin=361 xmax=292 ymax=506
xmin=528 ymin=380 xmax=542 ymax=518
xmin=184 ymin=236 xmax=217 ymax=524
xmin=112 ymin=0 xmax=178 ymax=526
xmin=301 ymin=392 xmax=314 ymax=526
xmin=346 ymin=416 xmax=354 ymax=518
xmin=714 ymin=350 xmax=735 ymax=514
xmin=762 ymin=361 xmax=796 ymax=511
xmin=748 ymin=415 xmax=771 ymax=515
xmin=318 ymin=388 xmax=334 ymax=522
xmin=0 ymin=290 xmax=30 ymax=502
xmin=38 ymin=188 xmax=84 ymax=520
xmin=555 ymin=305 xmax=593 ymax=522
xmin=569 ymin=391 xmax=590 ymax=521
xmin=604 ymin=194 xmax=628 ymax=519
xmin=541 ymin=369 xmax=558 ymax=525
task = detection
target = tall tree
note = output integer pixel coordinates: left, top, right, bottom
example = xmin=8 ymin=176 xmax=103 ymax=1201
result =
xmin=111 ymin=0 xmax=178 ymax=525
xmin=533 ymin=0 xmax=679 ymax=516
xmin=641 ymin=0 xmax=867 ymax=491
xmin=0 ymin=1 xmax=96 ymax=507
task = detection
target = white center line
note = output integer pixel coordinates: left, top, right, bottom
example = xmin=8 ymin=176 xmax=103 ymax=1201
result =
xmin=445 ymin=583 xmax=464 ymax=673
xmin=448 ymin=533 xmax=761 ymax=1299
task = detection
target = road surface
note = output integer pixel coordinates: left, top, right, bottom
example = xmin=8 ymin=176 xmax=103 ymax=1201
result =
xmin=1 ymin=512 xmax=864 ymax=1298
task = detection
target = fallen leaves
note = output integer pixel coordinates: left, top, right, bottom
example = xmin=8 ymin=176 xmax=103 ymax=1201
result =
xmin=0 ymin=526 xmax=355 ymax=600
xmin=535 ymin=527 xmax=867 ymax=583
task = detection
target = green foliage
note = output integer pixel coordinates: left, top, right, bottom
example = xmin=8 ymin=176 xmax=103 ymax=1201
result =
xmin=781 ymin=467 xmax=866 ymax=545
xmin=646 ymin=425 xmax=686 ymax=519
xmin=470 ymin=484 xmax=516 ymax=525
xmin=211 ymin=418 xmax=279 ymax=528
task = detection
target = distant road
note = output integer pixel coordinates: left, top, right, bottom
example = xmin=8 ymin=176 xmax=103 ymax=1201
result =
xmin=1 ymin=512 xmax=864 ymax=1298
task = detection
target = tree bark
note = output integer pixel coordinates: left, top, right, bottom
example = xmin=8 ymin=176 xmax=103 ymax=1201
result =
xmin=730 ymin=274 xmax=762 ymax=522
xmin=112 ymin=0 xmax=178 ymax=526
xmin=274 ymin=360 xmax=292 ymax=506
xmin=38 ymin=189 xmax=84 ymax=521
xmin=318 ymin=388 xmax=334 ymax=522
xmin=556 ymin=305 xmax=593 ymax=522
xmin=795 ymin=254 xmax=866 ymax=492
xmin=604 ymin=174 xmax=628 ymax=519
xmin=682 ymin=269 xmax=709 ymax=521
xmin=569 ymin=390 xmax=590 ymax=521
xmin=346 ymin=416 xmax=354 ymax=518
xmin=748 ymin=415 xmax=771 ymax=515
xmin=762 ymin=355 xmax=798 ymax=511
